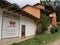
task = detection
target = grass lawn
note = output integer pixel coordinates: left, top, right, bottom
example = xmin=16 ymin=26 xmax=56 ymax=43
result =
xmin=11 ymin=31 xmax=60 ymax=45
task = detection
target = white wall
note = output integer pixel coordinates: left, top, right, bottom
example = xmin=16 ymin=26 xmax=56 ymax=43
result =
xmin=20 ymin=15 xmax=36 ymax=37
xmin=0 ymin=9 xmax=36 ymax=39
xmin=2 ymin=16 xmax=20 ymax=38
xmin=0 ymin=8 xmax=3 ymax=39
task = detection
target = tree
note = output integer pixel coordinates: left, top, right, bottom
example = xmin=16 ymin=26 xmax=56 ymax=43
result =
xmin=1 ymin=0 xmax=7 ymax=7
xmin=56 ymin=5 xmax=60 ymax=22
xmin=13 ymin=3 xmax=20 ymax=10
xmin=40 ymin=14 xmax=50 ymax=32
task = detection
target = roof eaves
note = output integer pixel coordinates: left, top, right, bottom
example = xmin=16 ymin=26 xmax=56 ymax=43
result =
xmin=2 ymin=1 xmax=39 ymax=20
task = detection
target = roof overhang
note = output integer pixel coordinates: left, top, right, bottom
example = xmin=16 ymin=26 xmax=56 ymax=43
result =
xmin=40 ymin=9 xmax=52 ymax=14
xmin=1 ymin=1 xmax=39 ymax=20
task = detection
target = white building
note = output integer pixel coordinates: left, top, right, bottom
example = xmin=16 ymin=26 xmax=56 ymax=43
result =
xmin=0 ymin=1 xmax=39 ymax=40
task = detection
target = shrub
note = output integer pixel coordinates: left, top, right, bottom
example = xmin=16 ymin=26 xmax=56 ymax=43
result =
xmin=57 ymin=23 xmax=60 ymax=26
xmin=41 ymin=25 xmax=48 ymax=32
xmin=57 ymin=22 xmax=60 ymax=30
xmin=40 ymin=14 xmax=50 ymax=33
xmin=50 ymin=25 xmax=58 ymax=33
xmin=11 ymin=43 xmax=17 ymax=45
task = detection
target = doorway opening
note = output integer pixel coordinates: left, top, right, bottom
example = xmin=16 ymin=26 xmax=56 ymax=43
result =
xmin=21 ymin=25 xmax=26 ymax=37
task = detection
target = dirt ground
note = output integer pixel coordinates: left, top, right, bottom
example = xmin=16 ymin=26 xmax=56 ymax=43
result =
xmin=0 ymin=36 xmax=34 ymax=45
xmin=47 ymin=39 xmax=60 ymax=45
xmin=0 ymin=36 xmax=60 ymax=45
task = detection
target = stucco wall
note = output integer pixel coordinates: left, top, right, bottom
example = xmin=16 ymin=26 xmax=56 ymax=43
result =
xmin=2 ymin=15 xmax=20 ymax=38
xmin=0 ymin=9 xmax=36 ymax=39
xmin=20 ymin=15 xmax=36 ymax=37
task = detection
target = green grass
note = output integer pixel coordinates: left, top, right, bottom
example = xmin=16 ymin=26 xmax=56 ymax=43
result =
xmin=11 ymin=31 xmax=60 ymax=45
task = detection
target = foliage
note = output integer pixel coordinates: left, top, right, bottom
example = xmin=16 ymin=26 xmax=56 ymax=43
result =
xmin=11 ymin=31 xmax=60 ymax=45
xmin=50 ymin=25 xmax=58 ymax=33
xmin=40 ymin=14 xmax=50 ymax=32
xmin=56 ymin=5 xmax=60 ymax=22
xmin=57 ymin=22 xmax=60 ymax=29
xmin=11 ymin=43 xmax=17 ymax=45
xmin=57 ymin=22 xmax=60 ymax=26
xmin=13 ymin=3 xmax=20 ymax=10
xmin=40 ymin=25 xmax=48 ymax=32
xmin=1 ymin=0 xmax=6 ymax=6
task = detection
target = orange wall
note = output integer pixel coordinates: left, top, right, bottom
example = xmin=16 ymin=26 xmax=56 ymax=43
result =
xmin=51 ymin=13 xmax=57 ymax=25
xmin=23 ymin=6 xmax=40 ymax=19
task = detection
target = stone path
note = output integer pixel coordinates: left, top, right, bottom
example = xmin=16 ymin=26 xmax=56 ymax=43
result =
xmin=0 ymin=36 xmax=34 ymax=45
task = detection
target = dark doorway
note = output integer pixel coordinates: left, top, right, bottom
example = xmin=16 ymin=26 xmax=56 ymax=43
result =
xmin=21 ymin=25 xmax=25 ymax=37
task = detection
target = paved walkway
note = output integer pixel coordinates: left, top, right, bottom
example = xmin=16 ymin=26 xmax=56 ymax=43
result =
xmin=0 ymin=36 xmax=34 ymax=45
xmin=47 ymin=39 xmax=60 ymax=45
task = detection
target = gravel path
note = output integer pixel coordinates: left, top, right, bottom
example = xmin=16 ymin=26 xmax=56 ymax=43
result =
xmin=0 ymin=36 xmax=34 ymax=45
xmin=47 ymin=39 xmax=60 ymax=45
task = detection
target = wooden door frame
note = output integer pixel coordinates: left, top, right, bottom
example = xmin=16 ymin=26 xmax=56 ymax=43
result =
xmin=21 ymin=25 xmax=26 ymax=37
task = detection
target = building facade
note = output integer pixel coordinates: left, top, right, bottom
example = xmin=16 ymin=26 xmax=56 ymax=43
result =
xmin=0 ymin=1 xmax=39 ymax=39
xmin=0 ymin=0 xmax=57 ymax=40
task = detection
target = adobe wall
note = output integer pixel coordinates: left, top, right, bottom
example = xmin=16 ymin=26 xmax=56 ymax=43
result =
xmin=51 ymin=12 xmax=57 ymax=25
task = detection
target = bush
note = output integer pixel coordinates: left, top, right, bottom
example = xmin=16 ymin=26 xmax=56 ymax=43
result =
xmin=50 ymin=25 xmax=58 ymax=33
xmin=40 ymin=14 xmax=50 ymax=33
xmin=41 ymin=25 xmax=48 ymax=32
xmin=11 ymin=43 xmax=17 ymax=45
xmin=57 ymin=23 xmax=60 ymax=26
xmin=57 ymin=22 xmax=60 ymax=30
